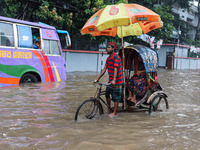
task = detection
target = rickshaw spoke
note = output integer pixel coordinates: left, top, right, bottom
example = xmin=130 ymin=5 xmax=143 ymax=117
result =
xmin=74 ymin=98 xmax=104 ymax=122
xmin=84 ymin=101 xmax=99 ymax=119
xmin=152 ymin=97 xmax=162 ymax=111
xmin=149 ymin=94 xmax=169 ymax=115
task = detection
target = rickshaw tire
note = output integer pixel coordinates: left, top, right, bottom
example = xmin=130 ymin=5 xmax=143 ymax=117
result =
xmin=74 ymin=98 xmax=104 ymax=122
xmin=148 ymin=94 xmax=169 ymax=115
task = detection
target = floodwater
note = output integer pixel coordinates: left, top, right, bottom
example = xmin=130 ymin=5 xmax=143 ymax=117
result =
xmin=0 ymin=69 xmax=200 ymax=150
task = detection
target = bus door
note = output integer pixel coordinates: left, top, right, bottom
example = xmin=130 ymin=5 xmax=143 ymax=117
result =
xmin=41 ymin=28 xmax=66 ymax=82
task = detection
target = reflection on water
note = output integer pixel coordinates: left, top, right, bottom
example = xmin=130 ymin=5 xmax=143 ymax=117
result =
xmin=0 ymin=69 xmax=200 ymax=149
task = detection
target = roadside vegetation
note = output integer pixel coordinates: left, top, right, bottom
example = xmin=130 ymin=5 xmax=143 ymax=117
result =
xmin=1 ymin=0 xmax=197 ymax=47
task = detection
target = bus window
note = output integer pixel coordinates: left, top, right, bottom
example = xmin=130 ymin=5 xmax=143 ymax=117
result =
xmin=32 ymin=28 xmax=41 ymax=49
xmin=0 ymin=22 xmax=14 ymax=47
xmin=17 ymin=25 xmax=41 ymax=49
xmin=43 ymin=40 xmax=50 ymax=54
xmin=51 ymin=40 xmax=61 ymax=55
xmin=43 ymin=40 xmax=61 ymax=55
xmin=17 ymin=25 xmax=32 ymax=48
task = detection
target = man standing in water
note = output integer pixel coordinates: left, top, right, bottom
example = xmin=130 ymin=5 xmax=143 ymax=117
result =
xmin=95 ymin=42 xmax=123 ymax=117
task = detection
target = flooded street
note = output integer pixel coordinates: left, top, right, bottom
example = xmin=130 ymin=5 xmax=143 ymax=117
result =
xmin=0 ymin=69 xmax=200 ymax=150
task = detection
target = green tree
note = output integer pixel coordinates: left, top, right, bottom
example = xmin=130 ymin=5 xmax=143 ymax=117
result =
xmin=0 ymin=0 xmax=6 ymax=16
xmin=1 ymin=0 xmax=194 ymax=48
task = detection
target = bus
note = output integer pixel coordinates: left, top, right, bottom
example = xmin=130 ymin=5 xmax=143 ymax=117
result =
xmin=0 ymin=16 xmax=71 ymax=87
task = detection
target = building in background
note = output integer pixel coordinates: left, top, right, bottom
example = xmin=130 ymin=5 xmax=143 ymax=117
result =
xmin=172 ymin=3 xmax=198 ymax=41
xmin=158 ymin=3 xmax=200 ymax=70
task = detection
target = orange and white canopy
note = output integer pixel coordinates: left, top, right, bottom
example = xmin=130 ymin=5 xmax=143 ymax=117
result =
xmin=81 ymin=3 xmax=163 ymax=38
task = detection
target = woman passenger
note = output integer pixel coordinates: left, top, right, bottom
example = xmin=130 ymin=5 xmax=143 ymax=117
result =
xmin=126 ymin=54 xmax=148 ymax=104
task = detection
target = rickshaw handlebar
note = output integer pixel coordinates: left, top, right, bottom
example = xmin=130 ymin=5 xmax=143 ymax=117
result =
xmin=93 ymin=81 xmax=111 ymax=87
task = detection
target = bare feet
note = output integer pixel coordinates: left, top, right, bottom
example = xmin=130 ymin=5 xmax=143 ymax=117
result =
xmin=128 ymin=97 xmax=136 ymax=103
xmin=108 ymin=113 xmax=116 ymax=117
xmin=127 ymin=96 xmax=133 ymax=100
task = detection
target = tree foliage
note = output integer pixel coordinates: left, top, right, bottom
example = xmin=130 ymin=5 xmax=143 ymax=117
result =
xmin=1 ymin=0 xmax=195 ymax=48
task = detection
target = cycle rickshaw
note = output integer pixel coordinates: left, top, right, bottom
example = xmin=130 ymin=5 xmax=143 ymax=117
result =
xmin=74 ymin=44 xmax=169 ymax=122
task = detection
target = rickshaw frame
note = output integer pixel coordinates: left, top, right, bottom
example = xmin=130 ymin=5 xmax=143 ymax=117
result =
xmin=74 ymin=45 xmax=169 ymax=122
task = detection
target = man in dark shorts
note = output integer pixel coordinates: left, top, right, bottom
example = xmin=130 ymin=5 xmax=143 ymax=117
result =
xmin=95 ymin=42 xmax=123 ymax=117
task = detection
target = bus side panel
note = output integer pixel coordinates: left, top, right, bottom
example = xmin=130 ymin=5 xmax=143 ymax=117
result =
xmin=0 ymin=18 xmax=67 ymax=87
xmin=41 ymin=28 xmax=66 ymax=82
xmin=0 ymin=48 xmax=48 ymax=86
xmin=41 ymin=55 xmax=66 ymax=82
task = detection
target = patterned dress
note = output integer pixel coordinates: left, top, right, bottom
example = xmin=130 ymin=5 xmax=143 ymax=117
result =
xmin=126 ymin=61 xmax=147 ymax=96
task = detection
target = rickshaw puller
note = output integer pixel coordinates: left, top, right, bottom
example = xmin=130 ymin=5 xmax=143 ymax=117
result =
xmin=95 ymin=42 xmax=123 ymax=117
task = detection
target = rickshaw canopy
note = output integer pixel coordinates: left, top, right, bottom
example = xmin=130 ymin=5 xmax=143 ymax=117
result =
xmin=119 ymin=45 xmax=157 ymax=73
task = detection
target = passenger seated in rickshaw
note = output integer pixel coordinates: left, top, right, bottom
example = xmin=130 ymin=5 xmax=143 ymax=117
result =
xmin=126 ymin=54 xmax=148 ymax=105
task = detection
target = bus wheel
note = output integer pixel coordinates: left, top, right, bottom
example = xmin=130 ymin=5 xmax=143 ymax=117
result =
xmin=20 ymin=73 xmax=38 ymax=84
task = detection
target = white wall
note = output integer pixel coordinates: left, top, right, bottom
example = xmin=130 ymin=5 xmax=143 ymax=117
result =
xmin=174 ymin=58 xmax=200 ymax=69
xmin=63 ymin=46 xmax=200 ymax=72
xmin=63 ymin=51 xmax=108 ymax=72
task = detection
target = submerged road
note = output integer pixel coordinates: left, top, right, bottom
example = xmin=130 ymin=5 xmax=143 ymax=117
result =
xmin=0 ymin=69 xmax=200 ymax=149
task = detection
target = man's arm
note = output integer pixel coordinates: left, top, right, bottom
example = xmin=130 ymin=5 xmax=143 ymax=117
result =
xmin=96 ymin=65 xmax=107 ymax=81
xmin=111 ymin=67 xmax=117 ymax=85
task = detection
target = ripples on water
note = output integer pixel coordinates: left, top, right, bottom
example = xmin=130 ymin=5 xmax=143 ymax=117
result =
xmin=0 ymin=69 xmax=199 ymax=149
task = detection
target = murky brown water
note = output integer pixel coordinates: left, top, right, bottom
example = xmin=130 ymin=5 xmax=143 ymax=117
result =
xmin=0 ymin=69 xmax=200 ymax=150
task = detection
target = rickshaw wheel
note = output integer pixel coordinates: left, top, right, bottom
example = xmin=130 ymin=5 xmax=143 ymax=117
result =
xmin=149 ymin=94 xmax=169 ymax=115
xmin=74 ymin=98 xmax=104 ymax=122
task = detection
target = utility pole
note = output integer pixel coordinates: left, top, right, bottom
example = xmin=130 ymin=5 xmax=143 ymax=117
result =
xmin=176 ymin=25 xmax=181 ymax=70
